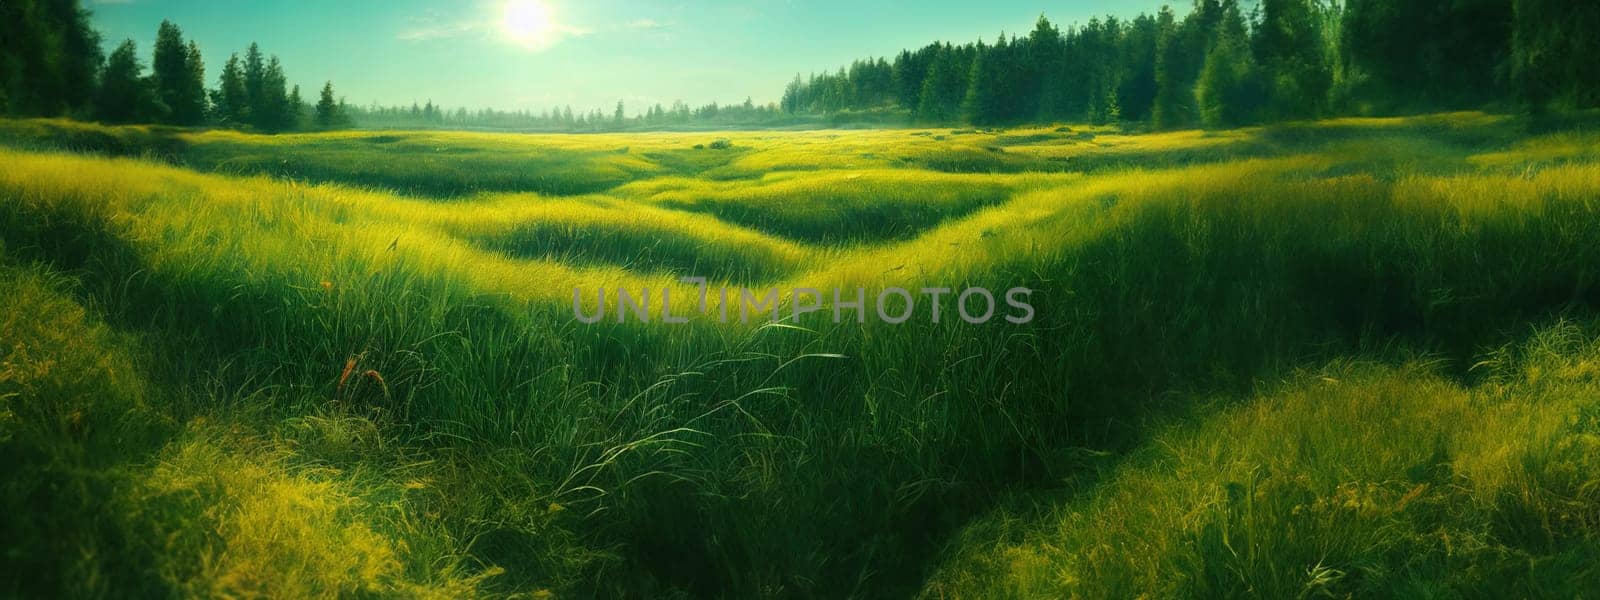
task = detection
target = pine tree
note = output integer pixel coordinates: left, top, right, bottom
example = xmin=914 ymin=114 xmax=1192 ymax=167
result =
xmin=987 ymin=34 xmax=1024 ymax=123
xmin=1257 ymin=0 xmax=1331 ymax=120
xmin=183 ymin=41 xmax=208 ymax=124
xmin=1195 ymin=1 xmax=1261 ymax=128
xmin=315 ymin=81 xmax=342 ymax=129
xmin=781 ymin=75 xmax=804 ymax=113
xmin=152 ymin=20 xmax=205 ymax=124
xmin=97 ymin=39 xmax=152 ymax=123
xmin=256 ymin=55 xmax=289 ymax=131
xmin=1081 ymin=17 xmax=1124 ymax=124
xmin=963 ymin=41 xmax=1003 ymax=125
xmin=1151 ymin=7 xmax=1183 ymax=128
xmin=216 ymin=53 xmax=247 ymax=125
xmin=1118 ymin=14 xmax=1161 ymax=122
xmin=891 ymin=48 xmax=930 ymax=109
xmin=286 ymin=84 xmax=302 ymax=130
xmin=243 ymin=43 xmax=265 ymax=124
xmin=917 ymin=43 xmax=969 ymax=123
xmin=1153 ymin=5 xmax=1207 ymax=129
xmin=1030 ymin=16 xmax=1069 ymax=122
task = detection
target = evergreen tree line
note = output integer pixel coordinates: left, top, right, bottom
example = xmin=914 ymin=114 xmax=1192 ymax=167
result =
xmin=782 ymin=0 xmax=1600 ymax=128
xmin=349 ymin=97 xmax=788 ymax=132
xmin=2 ymin=0 xmax=350 ymax=132
xmin=7 ymin=0 xmax=1595 ymax=133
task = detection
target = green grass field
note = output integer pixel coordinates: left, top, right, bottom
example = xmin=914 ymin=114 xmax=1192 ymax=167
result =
xmin=5 ymin=112 xmax=1600 ymax=597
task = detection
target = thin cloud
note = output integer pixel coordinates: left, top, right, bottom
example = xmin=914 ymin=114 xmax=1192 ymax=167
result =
xmin=398 ymin=19 xmax=491 ymax=42
xmin=624 ymin=19 xmax=672 ymax=31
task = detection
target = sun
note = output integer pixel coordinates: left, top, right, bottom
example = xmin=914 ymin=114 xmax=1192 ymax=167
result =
xmin=501 ymin=0 xmax=555 ymax=47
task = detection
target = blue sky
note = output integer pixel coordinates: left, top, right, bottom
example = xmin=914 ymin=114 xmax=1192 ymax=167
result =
xmin=89 ymin=0 xmax=1173 ymax=115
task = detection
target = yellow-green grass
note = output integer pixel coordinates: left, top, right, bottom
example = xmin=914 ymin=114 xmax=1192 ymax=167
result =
xmin=0 ymin=262 xmax=563 ymax=597
xmin=0 ymin=111 xmax=1545 ymax=203
xmin=613 ymin=169 xmax=1042 ymax=243
xmin=4 ymin=112 xmax=1600 ymax=597
xmin=923 ymin=322 xmax=1600 ymax=598
xmin=437 ymin=193 xmax=819 ymax=282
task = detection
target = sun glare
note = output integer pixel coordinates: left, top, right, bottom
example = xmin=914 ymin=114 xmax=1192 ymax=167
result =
xmin=501 ymin=0 xmax=555 ymax=48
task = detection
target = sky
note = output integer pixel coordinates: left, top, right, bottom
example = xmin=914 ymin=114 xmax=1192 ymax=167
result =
xmin=88 ymin=0 xmax=1173 ymax=115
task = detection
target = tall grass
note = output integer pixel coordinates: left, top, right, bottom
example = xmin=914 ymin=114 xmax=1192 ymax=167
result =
xmin=2 ymin=112 xmax=1600 ymax=597
xmin=924 ymin=322 xmax=1600 ymax=598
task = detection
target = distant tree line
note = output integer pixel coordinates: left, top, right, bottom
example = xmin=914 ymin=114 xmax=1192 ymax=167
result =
xmin=6 ymin=0 xmax=1595 ymax=133
xmin=346 ymin=97 xmax=792 ymax=132
xmin=781 ymin=0 xmax=1600 ymax=128
xmin=2 ymin=0 xmax=350 ymax=132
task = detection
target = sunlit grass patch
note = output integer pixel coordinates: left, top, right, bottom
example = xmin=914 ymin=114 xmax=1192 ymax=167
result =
xmin=788 ymin=157 xmax=1320 ymax=289
xmin=131 ymin=420 xmax=501 ymax=598
xmin=924 ymin=322 xmax=1600 ymax=599
xmin=443 ymin=194 xmax=815 ymax=282
xmin=615 ymin=169 xmax=1024 ymax=243
xmin=977 ymin=127 xmax=1259 ymax=171
xmin=638 ymin=145 xmax=755 ymax=177
xmin=710 ymin=129 xmax=941 ymax=175
xmin=0 ymin=263 xmax=154 ymax=447
xmin=179 ymin=129 xmax=665 ymax=197
xmin=0 ymin=147 xmax=680 ymax=310
xmin=1468 ymin=130 xmax=1600 ymax=174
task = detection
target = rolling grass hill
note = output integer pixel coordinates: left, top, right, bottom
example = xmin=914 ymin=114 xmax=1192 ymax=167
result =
xmin=4 ymin=112 xmax=1600 ymax=597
